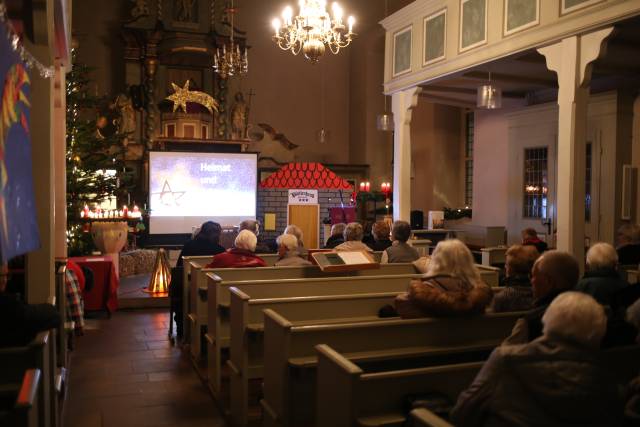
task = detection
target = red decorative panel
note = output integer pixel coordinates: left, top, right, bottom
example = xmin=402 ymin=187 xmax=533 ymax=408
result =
xmin=260 ymin=163 xmax=353 ymax=190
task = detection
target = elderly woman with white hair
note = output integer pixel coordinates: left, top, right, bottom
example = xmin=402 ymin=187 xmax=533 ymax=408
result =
xmin=394 ymin=239 xmax=492 ymax=318
xmin=205 ymin=229 xmax=267 ymax=268
xmin=334 ymin=222 xmax=373 ymax=252
xmin=576 ymin=242 xmax=628 ymax=305
xmin=275 ymin=234 xmax=311 ymax=267
xmin=451 ymin=292 xmax=622 ymax=426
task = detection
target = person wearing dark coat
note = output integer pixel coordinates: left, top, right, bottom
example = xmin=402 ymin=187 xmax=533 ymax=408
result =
xmin=616 ymin=223 xmax=640 ymax=266
xmin=451 ymin=292 xmax=622 ymax=427
xmin=521 ymin=227 xmax=548 ymax=253
xmin=576 ymin=242 xmax=628 ymax=305
xmin=176 ymin=221 xmax=225 ymax=267
xmin=0 ymin=266 xmax=60 ymax=347
xmin=367 ymin=221 xmax=392 ymax=252
xmin=382 ymin=221 xmax=420 ymax=264
xmin=325 ymin=223 xmax=346 ymax=249
xmin=491 ymin=245 xmax=539 ymax=313
xmin=502 ymin=250 xmax=579 ymax=345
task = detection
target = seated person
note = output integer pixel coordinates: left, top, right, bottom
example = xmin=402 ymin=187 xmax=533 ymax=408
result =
xmin=502 ymin=250 xmax=579 ymax=345
xmin=616 ymin=223 xmax=640 ymax=266
xmin=521 ymin=227 xmax=548 ymax=253
xmin=176 ymin=221 xmax=226 ymax=267
xmin=284 ymin=224 xmax=307 ymax=256
xmin=381 ymin=220 xmax=419 ymax=263
xmin=361 ymin=220 xmax=375 ymax=248
xmin=367 ymin=221 xmax=392 ymax=252
xmin=577 ymin=242 xmax=628 ymax=306
xmin=325 ymin=223 xmax=346 ymax=249
xmin=205 ymin=230 xmax=267 ymax=268
xmin=275 ymin=234 xmax=312 ymax=267
xmin=239 ymin=219 xmax=272 ymax=253
xmin=65 ymin=260 xmax=86 ymax=335
xmin=0 ymin=264 xmax=60 ymax=347
xmin=335 ymin=222 xmax=373 ymax=252
xmin=394 ymin=239 xmax=492 ymax=318
xmin=490 ymin=245 xmax=539 ymax=313
xmin=451 ymin=292 xmax=621 ymax=426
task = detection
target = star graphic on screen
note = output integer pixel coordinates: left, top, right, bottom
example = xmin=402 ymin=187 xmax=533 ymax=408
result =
xmin=152 ymin=180 xmax=186 ymax=207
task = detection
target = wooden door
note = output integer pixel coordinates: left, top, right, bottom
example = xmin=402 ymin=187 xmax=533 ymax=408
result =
xmin=288 ymin=204 xmax=320 ymax=249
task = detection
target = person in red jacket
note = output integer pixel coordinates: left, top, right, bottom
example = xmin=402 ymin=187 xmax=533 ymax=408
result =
xmin=205 ymin=229 xmax=267 ymax=268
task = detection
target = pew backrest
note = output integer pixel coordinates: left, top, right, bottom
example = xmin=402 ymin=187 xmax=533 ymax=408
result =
xmin=410 ymin=408 xmax=455 ymax=427
xmin=316 ymin=343 xmax=482 ymax=427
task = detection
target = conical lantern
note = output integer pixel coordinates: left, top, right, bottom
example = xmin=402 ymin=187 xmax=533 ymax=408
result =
xmin=147 ymin=248 xmax=171 ymax=294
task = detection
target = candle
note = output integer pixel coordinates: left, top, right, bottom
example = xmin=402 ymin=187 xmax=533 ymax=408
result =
xmin=272 ymin=18 xmax=281 ymax=36
xmin=123 ymin=205 xmax=128 ymax=218
xmin=360 ymin=182 xmax=365 ymax=191
xmin=80 ymin=210 xmax=85 ymax=218
xmin=347 ymin=15 xmax=354 ymax=33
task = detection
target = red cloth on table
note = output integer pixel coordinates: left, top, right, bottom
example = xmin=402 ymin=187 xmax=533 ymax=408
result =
xmin=66 ymin=260 xmax=85 ymax=292
xmin=68 ymin=256 xmax=119 ymax=313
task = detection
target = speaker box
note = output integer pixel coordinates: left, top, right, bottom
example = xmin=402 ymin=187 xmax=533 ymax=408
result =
xmin=410 ymin=210 xmax=424 ymax=230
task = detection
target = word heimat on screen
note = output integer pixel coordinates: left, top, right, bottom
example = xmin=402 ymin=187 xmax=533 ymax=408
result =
xmin=200 ymin=162 xmax=232 ymax=185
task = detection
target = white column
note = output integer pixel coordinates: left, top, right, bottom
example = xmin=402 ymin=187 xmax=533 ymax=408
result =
xmin=391 ymin=86 xmax=421 ymax=222
xmin=538 ymin=27 xmax=613 ymax=261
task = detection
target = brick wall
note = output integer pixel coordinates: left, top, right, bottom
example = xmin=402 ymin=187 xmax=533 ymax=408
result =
xmin=257 ymin=188 xmax=350 ymax=247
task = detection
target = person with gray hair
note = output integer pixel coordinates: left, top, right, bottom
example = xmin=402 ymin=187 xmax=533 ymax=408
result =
xmin=394 ymin=239 xmax=492 ymax=318
xmin=451 ymin=292 xmax=621 ymax=426
xmin=576 ymin=242 xmax=628 ymax=305
xmin=381 ymin=220 xmax=419 ymax=263
xmin=335 ymin=222 xmax=373 ymax=252
xmin=275 ymin=234 xmax=311 ymax=267
xmin=205 ymin=229 xmax=267 ymax=268
xmin=239 ymin=219 xmax=272 ymax=253
xmin=284 ymin=224 xmax=307 ymax=255
xmin=503 ymin=250 xmax=579 ymax=345
xmin=617 ymin=223 xmax=640 ymax=265
xmin=325 ymin=223 xmax=346 ymax=249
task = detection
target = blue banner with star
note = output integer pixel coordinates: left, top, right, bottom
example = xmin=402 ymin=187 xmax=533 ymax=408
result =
xmin=0 ymin=20 xmax=40 ymax=262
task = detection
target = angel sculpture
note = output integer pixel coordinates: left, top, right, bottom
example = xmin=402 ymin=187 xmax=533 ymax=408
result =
xmin=257 ymin=123 xmax=299 ymax=150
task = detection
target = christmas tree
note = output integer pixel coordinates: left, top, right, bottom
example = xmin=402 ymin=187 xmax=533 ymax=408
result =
xmin=66 ymin=50 xmax=133 ymax=255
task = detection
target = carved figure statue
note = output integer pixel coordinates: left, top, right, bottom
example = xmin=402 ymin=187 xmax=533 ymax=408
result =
xmin=113 ymin=93 xmax=137 ymax=139
xmin=230 ymin=92 xmax=247 ymax=140
xmin=130 ymin=0 xmax=149 ymax=19
xmin=175 ymin=0 xmax=197 ymax=22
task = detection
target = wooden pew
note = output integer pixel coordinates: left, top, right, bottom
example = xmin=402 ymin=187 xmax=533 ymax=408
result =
xmin=227 ymin=280 xmax=419 ymax=423
xmin=193 ymin=263 xmax=418 ymax=361
xmin=0 ymin=332 xmax=51 ymax=427
xmin=0 ymin=368 xmax=42 ymax=427
xmin=316 ymin=345 xmax=482 ymax=427
xmin=207 ymin=273 xmax=420 ymax=397
xmin=410 ymin=408 xmax=454 ymax=427
xmin=261 ymin=310 xmax=522 ymax=427
xmin=182 ymin=256 xmax=213 ymax=346
xmin=317 ymin=343 xmax=640 ymax=427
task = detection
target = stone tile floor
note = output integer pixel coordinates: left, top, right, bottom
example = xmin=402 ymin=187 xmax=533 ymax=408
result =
xmin=63 ymin=309 xmax=226 ymax=427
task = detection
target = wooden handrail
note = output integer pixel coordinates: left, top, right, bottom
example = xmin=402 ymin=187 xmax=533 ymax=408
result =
xmin=14 ymin=368 xmax=41 ymax=409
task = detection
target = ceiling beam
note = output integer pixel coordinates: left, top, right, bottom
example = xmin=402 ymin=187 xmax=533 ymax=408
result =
xmin=461 ymin=71 xmax=557 ymax=88
xmin=420 ymin=85 xmax=525 ymax=98
xmin=418 ymin=93 xmax=476 ymax=109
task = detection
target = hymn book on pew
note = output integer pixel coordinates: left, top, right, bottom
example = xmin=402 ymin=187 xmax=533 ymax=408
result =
xmin=312 ymin=250 xmax=379 ymax=272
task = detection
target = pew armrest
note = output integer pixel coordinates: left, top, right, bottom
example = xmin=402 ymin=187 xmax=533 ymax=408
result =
xmin=410 ymin=408 xmax=454 ymax=427
xmin=15 ymin=369 xmax=41 ymax=409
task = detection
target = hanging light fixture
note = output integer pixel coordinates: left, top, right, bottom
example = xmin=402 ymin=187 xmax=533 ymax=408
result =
xmin=377 ymin=0 xmax=393 ymax=131
xmin=271 ymin=0 xmax=356 ymax=64
xmin=213 ymin=0 xmax=248 ymax=78
xmin=476 ymin=71 xmax=502 ymax=109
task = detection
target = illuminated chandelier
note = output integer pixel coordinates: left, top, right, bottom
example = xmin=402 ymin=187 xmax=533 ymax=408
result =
xmin=271 ymin=0 xmax=356 ymax=64
xmin=213 ymin=0 xmax=248 ymax=78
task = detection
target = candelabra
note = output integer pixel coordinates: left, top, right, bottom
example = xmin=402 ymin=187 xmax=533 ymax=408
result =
xmin=213 ymin=0 xmax=248 ymax=78
xmin=271 ymin=0 xmax=355 ymax=64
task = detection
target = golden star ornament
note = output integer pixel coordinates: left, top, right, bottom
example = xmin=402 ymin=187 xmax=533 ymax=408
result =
xmin=165 ymin=81 xmax=219 ymax=114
